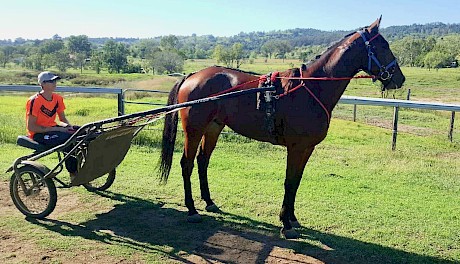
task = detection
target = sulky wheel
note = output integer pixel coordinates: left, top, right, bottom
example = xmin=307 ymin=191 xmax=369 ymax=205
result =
xmin=82 ymin=169 xmax=116 ymax=192
xmin=9 ymin=165 xmax=57 ymax=219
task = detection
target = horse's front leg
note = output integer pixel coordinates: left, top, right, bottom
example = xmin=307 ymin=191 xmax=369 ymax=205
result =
xmin=280 ymin=146 xmax=315 ymax=239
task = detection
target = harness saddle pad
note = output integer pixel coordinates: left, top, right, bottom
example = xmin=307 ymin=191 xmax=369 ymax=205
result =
xmin=71 ymin=126 xmax=139 ymax=186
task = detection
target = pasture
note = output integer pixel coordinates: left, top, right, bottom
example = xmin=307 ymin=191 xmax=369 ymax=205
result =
xmin=0 ymin=64 xmax=459 ymax=263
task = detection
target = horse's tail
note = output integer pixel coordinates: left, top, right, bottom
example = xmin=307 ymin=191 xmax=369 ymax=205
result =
xmin=157 ymin=76 xmax=185 ymax=183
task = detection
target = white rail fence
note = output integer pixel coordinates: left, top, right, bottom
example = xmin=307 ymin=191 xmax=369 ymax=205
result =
xmin=1 ymin=85 xmax=458 ymax=150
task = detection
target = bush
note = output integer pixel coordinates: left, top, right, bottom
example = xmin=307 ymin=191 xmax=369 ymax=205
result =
xmin=74 ymin=108 xmax=90 ymax=116
xmin=123 ymin=64 xmax=143 ymax=74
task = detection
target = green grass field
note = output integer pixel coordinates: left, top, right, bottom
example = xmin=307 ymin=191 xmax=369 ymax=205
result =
xmin=0 ymin=63 xmax=459 ymax=263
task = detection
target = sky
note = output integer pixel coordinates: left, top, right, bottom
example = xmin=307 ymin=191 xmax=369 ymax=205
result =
xmin=2 ymin=0 xmax=459 ymax=40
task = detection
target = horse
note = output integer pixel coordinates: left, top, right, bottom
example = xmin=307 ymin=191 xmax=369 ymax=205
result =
xmin=158 ymin=17 xmax=405 ymax=239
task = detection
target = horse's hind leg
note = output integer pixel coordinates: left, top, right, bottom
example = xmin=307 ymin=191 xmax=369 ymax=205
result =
xmin=181 ymin=131 xmax=203 ymax=223
xmin=197 ymin=121 xmax=224 ymax=212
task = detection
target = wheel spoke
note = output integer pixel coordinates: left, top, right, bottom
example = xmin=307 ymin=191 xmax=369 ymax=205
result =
xmin=10 ymin=165 xmax=57 ymax=218
xmin=15 ymin=173 xmax=51 ymax=214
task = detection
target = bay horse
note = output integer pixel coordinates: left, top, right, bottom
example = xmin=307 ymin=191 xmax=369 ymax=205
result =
xmin=158 ymin=17 xmax=405 ymax=239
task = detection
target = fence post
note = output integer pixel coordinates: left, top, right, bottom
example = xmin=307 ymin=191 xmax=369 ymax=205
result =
xmin=353 ymin=105 xmax=357 ymax=122
xmin=117 ymin=91 xmax=125 ymax=116
xmin=392 ymin=106 xmax=399 ymax=151
xmin=406 ymin=88 xmax=411 ymax=100
xmin=449 ymin=111 xmax=455 ymax=142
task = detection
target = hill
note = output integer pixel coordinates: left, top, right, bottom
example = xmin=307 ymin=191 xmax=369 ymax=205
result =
xmin=1 ymin=22 xmax=460 ymax=48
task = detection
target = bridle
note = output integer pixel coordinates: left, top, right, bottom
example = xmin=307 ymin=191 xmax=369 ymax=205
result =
xmin=358 ymin=30 xmax=397 ymax=82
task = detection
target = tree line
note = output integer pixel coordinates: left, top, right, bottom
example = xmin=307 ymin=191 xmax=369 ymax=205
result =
xmin=0 ymin=22 xmax=459 ymax=74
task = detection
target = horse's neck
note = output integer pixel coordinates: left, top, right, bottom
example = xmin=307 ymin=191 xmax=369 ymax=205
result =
xmin=314 ymin=48 xmax=363 ymax=112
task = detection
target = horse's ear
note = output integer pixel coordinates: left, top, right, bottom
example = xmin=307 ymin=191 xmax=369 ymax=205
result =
xmin=368 ymin=15 xmax=382 ymax=32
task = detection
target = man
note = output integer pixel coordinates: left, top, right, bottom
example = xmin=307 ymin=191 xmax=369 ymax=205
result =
xmin=26 ymin=71 xmax=78 ymax=175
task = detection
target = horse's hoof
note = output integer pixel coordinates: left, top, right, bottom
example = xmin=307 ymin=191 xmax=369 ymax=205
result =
xmin=290 ymin=220 xmax=301 ymax=228
xmin=205 ymin=204 xmax=220 ymax=213
xmin=281 ymin=228 xmax=299 ymax=239
xmin=187 ymin=213 xmax=202 ymax=223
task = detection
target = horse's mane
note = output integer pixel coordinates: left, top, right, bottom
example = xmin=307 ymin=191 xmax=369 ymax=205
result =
xmin=277 ymin=28 xmax=369 ymax=82
xmin=301 ymin=27 xmax=374 ymax=77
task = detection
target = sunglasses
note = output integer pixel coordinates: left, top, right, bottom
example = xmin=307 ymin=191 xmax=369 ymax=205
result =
xmin=43 ymin=79 xmax=57 ymax=84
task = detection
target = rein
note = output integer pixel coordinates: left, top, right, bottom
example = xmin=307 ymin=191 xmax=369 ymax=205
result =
xmin=210 ymin=74 xmax=375 ymax=97
xmin=207 ymin=72 xmax=376 ymax=125
xmin=211 ymin=79 xmax=260 ymax=96
xmin=277 ymin=75 xmax=375 ymax=81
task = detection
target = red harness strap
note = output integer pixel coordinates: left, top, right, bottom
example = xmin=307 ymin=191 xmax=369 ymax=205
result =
xmin=278 ymin=68 xmax=331 ymax=123
xmin=209 ymin=69 xmax=374 ymax=124
xmin=270 ymin=71 xmax=279 ymax=83
xmin=211 ymin=78 xmax=260 ymax=97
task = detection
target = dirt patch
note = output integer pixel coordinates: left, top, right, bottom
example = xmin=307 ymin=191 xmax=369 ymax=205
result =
xmin=0 ymin=181 xmax=15 ymax=216
xmin=0 ymin=226 xmax=143 ymax=264
xmin=436 ymin=151 xmax=460 ymax=159
xmin=364 ymin=118 xmax=438 ymax=136
xmin=184 ymin=231 xmax=324 ymax=264
xmin=117 ymin=76 xmax=177 ymax=91
xmin=0 ymin=181 xmax=141 ymax=264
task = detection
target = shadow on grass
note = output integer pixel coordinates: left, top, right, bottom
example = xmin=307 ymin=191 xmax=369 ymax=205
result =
xmin=27 ymin=191 xmax=455 ymax=264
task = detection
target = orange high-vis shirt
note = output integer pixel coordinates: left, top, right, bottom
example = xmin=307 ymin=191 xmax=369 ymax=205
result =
xmin=26 ymin=93 xmax=66 ymax=138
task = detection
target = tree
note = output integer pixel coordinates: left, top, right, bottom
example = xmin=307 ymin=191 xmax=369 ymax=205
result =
xmin=132 ymin=39 xmax=160 ymax=59
xmin=152 ymin=51 xmax=184 ymax=74
xmin=54 ymin=49 xmax=72 ymax=72
xmin=102 ymin=40 xmax=129 ymax=73
xmin=432 ymin=35 xmax=460 ymax=64
xmin=298 ymin=45 xmax=326 ymax=63
xmin=22 ymin=46 xmax=42 ymax=70
xmin=261 ymin=40 xmax=292 ymax=61
xmin=40 ymin=39 xmax=65 ymax=54
xmin=160 ymin=35 xmax=179 ymax=52
xmin=274 ymin=40 xmax=292 ymax=62
xmin=212 ymin=43 xmax=245 ymax=68
xmin=67 ymin=35 xmax=92 ymax=73
xmin=391 ymin=36 xmax=429 ymax=67
xmin=29 ymin=38 xmax=67 ymax=70
xmin=213 ymin=44 xmax=232 ymax=66
xmin=0 ymin=46 xmax=15 ymax=67
xmin=89 ymin=50 xmax=104 ymax=74
xmin=423 ymin=51 xmax=449 ymax=69
xmin=231 ymin=43 xmax=245 ymax=68
xmin=261 ymin=40 xmax=277 ymax=59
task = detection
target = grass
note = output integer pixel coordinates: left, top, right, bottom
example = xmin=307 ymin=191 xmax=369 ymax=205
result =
xmin=0 ymin=117 xmax=459 ymax=263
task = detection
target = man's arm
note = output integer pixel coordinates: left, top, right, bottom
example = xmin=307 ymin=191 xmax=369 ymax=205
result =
xmin=57 ymin=112 xmax=72 ymax=127
xmin=27 ymin=115 xmax=69 ymax=133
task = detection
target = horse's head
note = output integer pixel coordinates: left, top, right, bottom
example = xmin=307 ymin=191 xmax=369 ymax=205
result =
xmin=357 ymin=17 xmax=405 ymax=91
